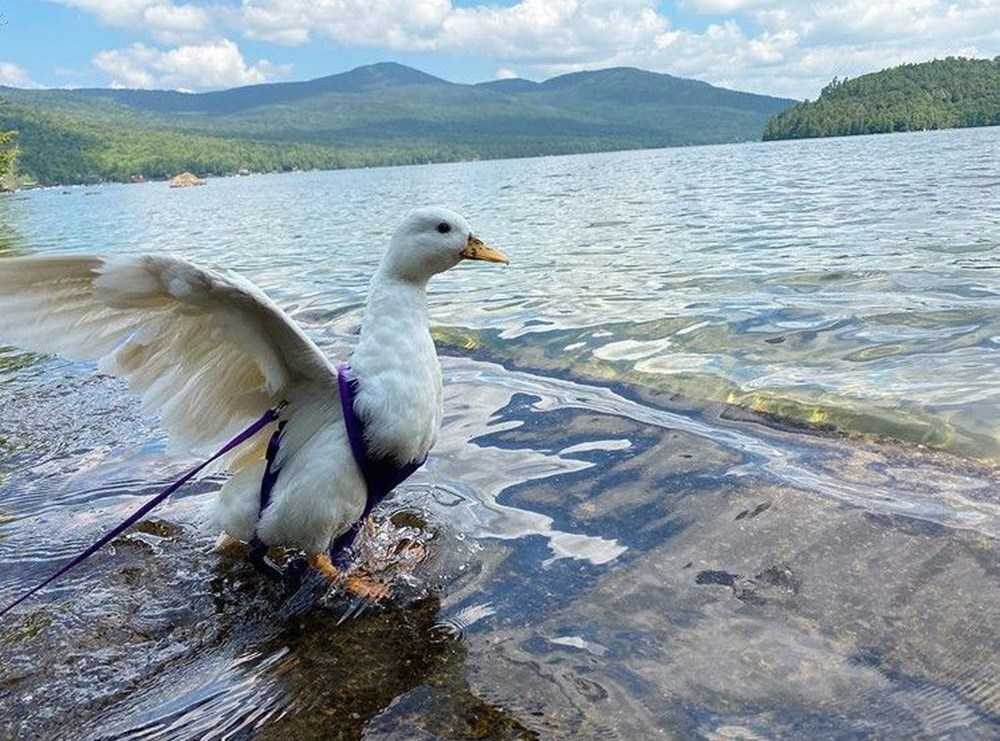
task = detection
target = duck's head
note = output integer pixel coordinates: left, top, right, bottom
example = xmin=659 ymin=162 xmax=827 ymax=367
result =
xmin=380 ymin=207 xmax=508 ymax=285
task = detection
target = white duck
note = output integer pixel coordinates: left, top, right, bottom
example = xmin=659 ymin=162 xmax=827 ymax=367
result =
xmin=0 ymin=206 xmax=507 ymax=597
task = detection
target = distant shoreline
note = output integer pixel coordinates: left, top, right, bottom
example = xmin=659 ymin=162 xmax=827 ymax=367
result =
xmin=2 ymin=127 xmax=991 ymax=192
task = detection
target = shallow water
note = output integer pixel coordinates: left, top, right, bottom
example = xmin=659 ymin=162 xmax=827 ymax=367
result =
xmin=0 ymin=128 xmax=998 ymax=738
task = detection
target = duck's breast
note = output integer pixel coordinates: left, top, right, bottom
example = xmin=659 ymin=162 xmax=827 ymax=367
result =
xmin=351 ymin=323 xmax=442 ymax=465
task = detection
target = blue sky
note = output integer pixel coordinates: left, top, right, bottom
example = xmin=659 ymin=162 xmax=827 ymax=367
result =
xmin=1 ymin=1 xmax=997 ymax=99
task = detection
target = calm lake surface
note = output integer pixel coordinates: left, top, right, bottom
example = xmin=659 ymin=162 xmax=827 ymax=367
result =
xmin=0 ymin=128 xmax=998 ymax=738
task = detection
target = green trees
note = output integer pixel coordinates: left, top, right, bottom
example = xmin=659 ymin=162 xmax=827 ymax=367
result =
xmin=0 ymin=128 xmax=17 ymax=190
xmin=764 ymin=57 xmax=1000 ymax=140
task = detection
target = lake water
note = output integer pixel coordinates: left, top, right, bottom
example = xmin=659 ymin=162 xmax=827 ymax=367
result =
xmin=0 ymin=128 xmax=998 ymax=738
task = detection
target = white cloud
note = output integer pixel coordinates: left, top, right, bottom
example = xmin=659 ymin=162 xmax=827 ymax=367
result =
xmin=0 ymin=62 xmax=42 ymax=88
xmin=144 ymin=2 xmax=212 ymax=34
xmin=94 ymin=45 xmax=156 ymax=88
xmin=680 ymin=0 xmax=780 ymax=12
xmin=53 ymin=0 xmax=212 ymax=43
xmin=233 ymin=0 xmax=452 ymax=48
xmin=444 ymin=0 xmax=669 ymax=64
xmin=92 ymin=38 xmax=289 ymax=90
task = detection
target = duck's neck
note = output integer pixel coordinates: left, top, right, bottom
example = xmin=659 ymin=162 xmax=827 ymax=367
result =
xmin=349 ymin=273 xmax=443 ymax=463
xmin=361 ymin=272 xmax=430 ymax=333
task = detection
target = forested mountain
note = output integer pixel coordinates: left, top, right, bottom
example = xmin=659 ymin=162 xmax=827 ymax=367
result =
xmin=0 ymin=63 xmax=795 ymax=185
xmin=763 ymin=57 xmax=1000 ymax=140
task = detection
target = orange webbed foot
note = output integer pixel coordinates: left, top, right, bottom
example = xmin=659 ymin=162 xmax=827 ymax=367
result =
xmin=308 ymin=553 xmax=391 ymax=601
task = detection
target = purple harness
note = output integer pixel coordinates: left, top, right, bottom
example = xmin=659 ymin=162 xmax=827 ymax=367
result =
xmin=256 ymin=362 xmax=426 ymax=566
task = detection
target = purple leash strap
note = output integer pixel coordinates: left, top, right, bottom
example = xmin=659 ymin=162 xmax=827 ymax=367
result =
xmin=0 ymin=407 xmax=280 ymax=619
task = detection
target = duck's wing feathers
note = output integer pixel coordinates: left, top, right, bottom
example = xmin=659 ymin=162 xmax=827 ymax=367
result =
xmin=0 ymin=254 xmax=337 ymax=457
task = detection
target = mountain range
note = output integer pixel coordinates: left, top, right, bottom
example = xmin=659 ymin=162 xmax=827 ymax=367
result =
xmin=0 ymin=62 xmax=798 ymax=185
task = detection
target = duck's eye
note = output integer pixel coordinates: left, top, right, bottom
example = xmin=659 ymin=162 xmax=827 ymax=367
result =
xmin=436 ymin=222 xmax=451 ymax=234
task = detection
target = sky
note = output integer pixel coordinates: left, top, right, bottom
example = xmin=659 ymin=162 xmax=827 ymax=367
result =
xmin=0 ymin=1 xmax=997 ymax=100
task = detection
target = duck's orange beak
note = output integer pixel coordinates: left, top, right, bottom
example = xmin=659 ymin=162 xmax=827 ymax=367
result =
xmin=460 ymin=234 xmax=509 ymax=264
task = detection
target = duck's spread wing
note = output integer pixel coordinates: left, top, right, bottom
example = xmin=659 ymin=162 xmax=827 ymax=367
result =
xmin=0 ymin=254 xmax=338 ymax=457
